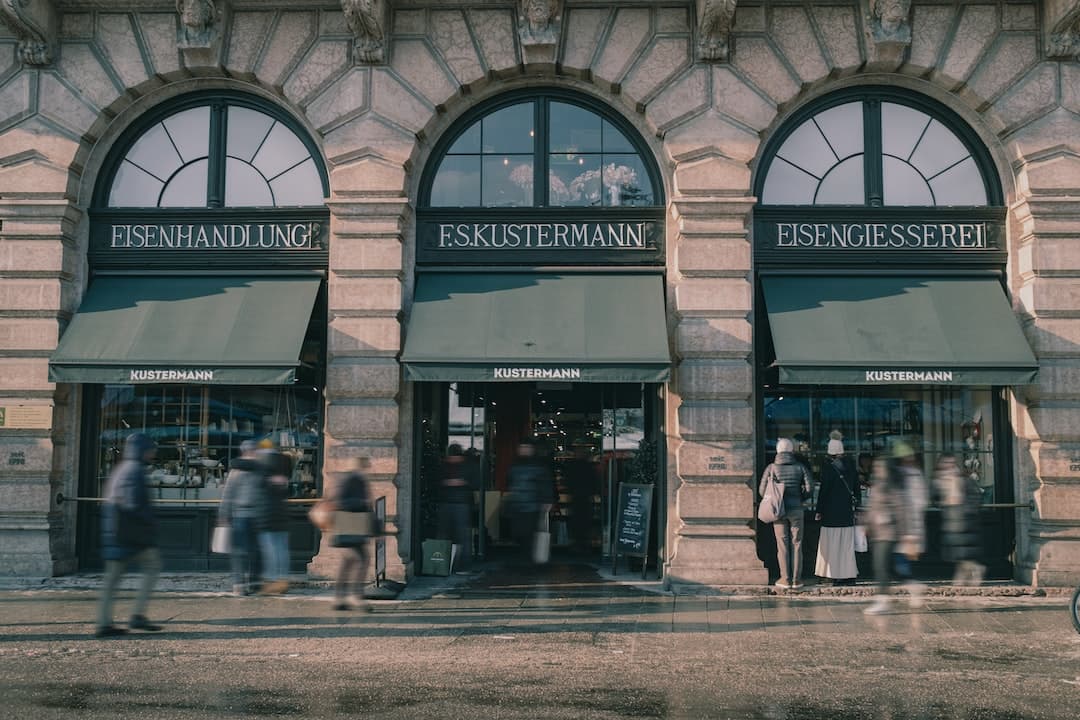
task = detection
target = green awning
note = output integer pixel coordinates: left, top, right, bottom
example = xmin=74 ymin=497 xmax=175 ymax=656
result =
xmin=402 ymin=273 xmax=671 ymax=383
xmin=761 ymin=275 xmax=1038 ymax=385
xmin=49 ymin=276 xmax=320 ymax=384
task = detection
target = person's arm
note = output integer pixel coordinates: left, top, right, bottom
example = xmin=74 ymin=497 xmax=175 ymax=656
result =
xmin=757 ymin=465 xmax=771 ymax=496
xmin=802 ymin=465 xmax=813 ymax=499
xmin=219 ymin=471 xmax=234 ymax=523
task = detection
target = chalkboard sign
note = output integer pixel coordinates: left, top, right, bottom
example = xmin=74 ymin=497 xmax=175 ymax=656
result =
xmin=613 ymin=483 xmax=653 ymax=579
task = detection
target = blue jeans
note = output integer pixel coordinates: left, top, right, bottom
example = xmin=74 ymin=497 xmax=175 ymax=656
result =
xmin=258 ymin=531 xmax=289 ymax=581
xmin=230 ymin=517 xmax=260 ymax=590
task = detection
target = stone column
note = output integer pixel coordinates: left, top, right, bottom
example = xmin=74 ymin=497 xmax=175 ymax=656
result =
xmin=665 ymin=196 xmax=766 ymax=586
xmin=308 ymin=197 xmax=407 ymax=581
xmin=1014 ymin=188 xmax=1080 ymax=586
xmin=0 ymin=192 xmax=81 ymax=576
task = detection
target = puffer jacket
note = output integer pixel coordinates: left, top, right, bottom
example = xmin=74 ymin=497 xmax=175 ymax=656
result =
xmin=101 ymin=433 xmax=158 ymax=560
xmin=219 ymin=457 xmax=270 ymax=529
xmin=869 ymin=461 xmax=928 ymax=553
xmin=759 ymin=451 xmax=812 ymax=512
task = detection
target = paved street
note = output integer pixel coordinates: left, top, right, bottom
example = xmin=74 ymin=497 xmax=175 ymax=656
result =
xmin=1 ymin=564 xmax=1078 ymax=719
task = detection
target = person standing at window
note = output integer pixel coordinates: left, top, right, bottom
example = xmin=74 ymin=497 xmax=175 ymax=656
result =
xmin=219 ymin=440 xmax=269 ymax=596
xmin=760 ymin=437 xmax=813 ymax=590
xmin=439 ymin=444 xmax=474 ymax=574
xmin=257 ymin=439 xmax=293 ymax=594
xmin=95 ymin=433 xmax=164 ymax=638
xmin=814 ymin=431 xmax=859 ymax=586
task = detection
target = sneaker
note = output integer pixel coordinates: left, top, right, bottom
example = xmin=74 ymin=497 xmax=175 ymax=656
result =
xmin=94 ymin=625 xmax=128 ymax=638
xmin=863 ymin=597 xmax=891 ymax=615
xmin=791 ymin=580 xmax=805 ymax=590
xmin=774 ymin=579 xmax=791 ymax=590
xmin=332 ymin=602 xmax=350 ymax=611
xmin=129 ymin=615 xmax=162 ymax=632
xmin=905 ymin=582 xmax=927 ymax=608
xmin=232 ymin=584 xmax=248 ymax=597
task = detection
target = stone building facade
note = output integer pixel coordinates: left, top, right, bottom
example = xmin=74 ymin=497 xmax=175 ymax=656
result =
xmin=1 ymin=0 xmax=1078 ymax=586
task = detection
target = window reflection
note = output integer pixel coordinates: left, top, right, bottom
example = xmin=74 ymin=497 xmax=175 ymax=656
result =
xmin=483 ymin=156 xmax=534 ymax=207
xmin=159 ymin=160 xmax=210 ymax=207
xmin=481 ymin=103 xmax=534 ymax=154
xmin=431 ymin=156 xmax=481 ymax=206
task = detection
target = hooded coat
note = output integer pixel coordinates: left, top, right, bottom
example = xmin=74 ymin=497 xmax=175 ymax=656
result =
xmin=101 ymin=433 xmax=158 ymax=561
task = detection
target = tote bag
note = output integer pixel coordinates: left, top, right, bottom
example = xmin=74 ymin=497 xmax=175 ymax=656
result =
xmin=757 ymin=465 xmax=785 ymax=523
xmin=210 ymin=525 xmax=230 ymax=554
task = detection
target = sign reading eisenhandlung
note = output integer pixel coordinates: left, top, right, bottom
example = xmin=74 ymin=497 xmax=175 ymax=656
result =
xmin=107 ymin=221 xmax=323 ymax=250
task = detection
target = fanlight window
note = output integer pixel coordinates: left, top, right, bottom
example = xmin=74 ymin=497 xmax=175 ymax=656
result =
xmin=107 ymin=103 xmax=325 ymax=208
xmin=761 ymin=98 xmax=989 ymax=207
xmin=428 ymin=99 xmax=655 ymax=208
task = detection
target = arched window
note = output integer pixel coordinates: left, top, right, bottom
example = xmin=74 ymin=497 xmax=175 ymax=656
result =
xmin=101 ymin=94 xmax=328 ymax=209
xmin=756 ymin=88 xmax=1000 ymax=207
xmin=422 ymin=92 xmax=662 ymax=209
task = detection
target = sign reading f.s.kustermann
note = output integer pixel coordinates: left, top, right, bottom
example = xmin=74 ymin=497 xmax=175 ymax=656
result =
xmin=432 ymin=221 xmax=653 ymax=250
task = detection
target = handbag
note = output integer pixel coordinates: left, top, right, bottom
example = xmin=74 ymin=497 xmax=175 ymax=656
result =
xmin=330 ymin=510 xmax=374 ymax=547
xmin=308 ymin=499 xmax=333 ymax=532
xmin=210 ymin=525 xmax=230 ymax=554
xmin=757 ymin=465 xmax=784 ymax=523
xmin=853 ymin=524 xmax=868 ymax=553
xmin=532 ymin=511 xmax=551 ymax=564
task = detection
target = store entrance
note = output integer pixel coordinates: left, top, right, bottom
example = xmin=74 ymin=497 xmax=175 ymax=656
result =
xmin=415 ymin=382 xmax=661 ymax=573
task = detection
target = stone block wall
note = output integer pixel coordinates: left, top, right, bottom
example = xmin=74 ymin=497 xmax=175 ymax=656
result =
xmin=0 ymin=1 xmax=1077 ymax=584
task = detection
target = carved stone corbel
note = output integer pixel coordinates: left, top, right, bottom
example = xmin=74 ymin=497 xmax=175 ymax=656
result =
xmin=863 ymin=0 xmax=912 ymax=65
xmin=1045 ymin=0 xmax=1080 ymax=60
xmin=0 ymin=0 xmax=57 ymax=66
xmin=343 ymin=0 xmax=385 ymax=65
xmin=176 ymin=0 xmax=224 ymax=50
xmin=697 ymin=0 xmax=737 ymax=63
xmin=518 ymin=0 xmax=561 ymax=48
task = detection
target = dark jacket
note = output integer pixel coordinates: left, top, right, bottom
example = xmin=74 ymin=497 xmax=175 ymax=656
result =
xmin=506 ymin=459 xmax=554 ymax=513
xmin=759 ymin=451 xmax=812 ymax=513
xmin=219 ymin=457 xmax=269 ymax=529
xmin=817 ymin=456 xmax=858 ymax=527
xmin=336 ymin=471 xmax=372 ymax=514
xmin=440 ymin=457 xmax=473 ymax=506
xmin=258 ymin=449 xmax=292 ymax=531
xmin=101 ymin=433 xmax=157 ymax=561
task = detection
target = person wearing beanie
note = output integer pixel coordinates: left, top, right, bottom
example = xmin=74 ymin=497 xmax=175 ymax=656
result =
xmin=95 ymin=432 xmax=164 ymax=637
xmin=759 ymin=437 xmax=813 ymax=590
xmin=814 ymin=431 xmax=859 ymax=585
xmin=220 ymin=440 xmax=270 ymax=596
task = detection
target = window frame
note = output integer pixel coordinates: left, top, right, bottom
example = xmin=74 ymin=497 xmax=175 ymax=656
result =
xmin=754 ymin=87 xmax=1003 ymax=208
xmin=93 ymin=91 xmax=330 ymax=211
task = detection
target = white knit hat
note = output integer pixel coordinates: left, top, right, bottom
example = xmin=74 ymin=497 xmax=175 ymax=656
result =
xmin=827 ymin=430 xmax=844 ymax=456
xmin=775 ymin=438 xmax=794 ymax=453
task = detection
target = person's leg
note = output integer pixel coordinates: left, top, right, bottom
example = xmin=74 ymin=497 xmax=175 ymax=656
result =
xmin=257 ymin=532 xmax=278 ymax=582
xmin=334 ymin=549 xmax=358 ymax=605
xmin=772 ymin=517 xmax=791 ymax=585
xmin=130 ymin=546 xmax=161 ymax=621
xmin=350 ymin=543 xmax=370 ymax=607
xmin=452 ymin=504 xmax=471 ymax=571
xmin=274 ymin=531 xmax=290 ymax=583
xmin=96 ymin=558 xmax=127 ymax=631
xmin=873 ymin=539 xmax=893 ymax=596
xmin=789 ymin=511 xmax=805 ymax=586
xmin=230 ymin=518 xmax=250 ymax=594
xmin=245 ymin=521 xmax=261 ymax=591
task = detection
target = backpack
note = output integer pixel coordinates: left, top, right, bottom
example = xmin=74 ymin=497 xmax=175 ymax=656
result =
xmin=757 ymin=464 xmax=785 ymax=523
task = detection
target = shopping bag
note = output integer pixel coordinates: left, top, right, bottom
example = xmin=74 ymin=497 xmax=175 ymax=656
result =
xmin=331 ymin=511 xmax=374 ymax=547
xmin=308 ymin=500 xmax=333 ymax=532
xmin=532 ymin=530 xmax=551 ymax=564
xmin=421 ymin=539 xmax=452 ymax=576
xmin=210 ymin=525 xmax=230 ymax=554
xmin=854 ymin=525 xmax=868 ymax=553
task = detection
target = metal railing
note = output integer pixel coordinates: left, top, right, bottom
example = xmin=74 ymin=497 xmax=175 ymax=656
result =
xmin=56 ymin=493 xmax=320 ymax=505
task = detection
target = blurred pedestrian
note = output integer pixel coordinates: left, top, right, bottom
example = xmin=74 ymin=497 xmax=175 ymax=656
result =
xmin=760 ymin=438 xmax=813 ymax=590
xmin=439 ymin=444 xmax=474 ymax=574
xmin=864 ymin=442 xmax=929 ymax=614
xmin=332 ymin=456 xmax=373 ymax=611
xmin=257 ymin=439 xmax=293 ymax=594
xmin=219 ymin=440 xmax=269 ymax=596
xmin=815 ymin=431 xmax=859 ymax=585
xmin=505 ymin=440 xmax=555 ymax=563
xmin=95 ymin=432 xmax=163 ymax=638
xmin=936 ymin=453 xmax=985 ymax=586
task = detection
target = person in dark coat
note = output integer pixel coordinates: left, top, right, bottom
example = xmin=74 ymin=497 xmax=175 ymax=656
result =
xmin=332 ymin=456 xmax=373 ymax=611
xmin=257 ymin=440 xmax=293 ymax=594
xmin=759 ymin=437 xmax=813 ymax=590
xmin=438 ymin=444 xmax=474 ymax=574
xmin=935 ymin=453 xmax=985 ymax=586
xmin=563 ymin=446 xmax=598 ymax=555
xmin=219 ymin=440 xmax=269 ymax=596
xmin=814 ymin=431 xmax=859 ymax=585
xmin=505 ymin=440 xmax=555 ymax=563
xmin=95 ymin=432 xmax=163 ymax=638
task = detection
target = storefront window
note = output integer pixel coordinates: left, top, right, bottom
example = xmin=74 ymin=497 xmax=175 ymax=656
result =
xmin=97 ymin=385 xmax=322 ymax=502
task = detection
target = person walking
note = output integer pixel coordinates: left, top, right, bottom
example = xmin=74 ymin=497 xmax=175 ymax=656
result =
xmin=332 ymin=456 xmax=373 ymax=611
xmin=439 ymin=444 xmax=474 ymax=574
xmin=864 ymin=442 xmax=929 ymax=614
xmin=760 ymin=437 xmax=813 ymax=590
xmin=505 ymin=440 xmax=555 ymax=564
xmin=257 ymin=439 xmax=293 ymax=594
xmin=95 ymin=432 xmax=163 ymax=638
xmin=935 ymin=453 xmax=985 ymax=586
xmin=219 ymin=440 xmax=269 ymax=596
xmin=814 ymin=431 xmax=859 ymax=585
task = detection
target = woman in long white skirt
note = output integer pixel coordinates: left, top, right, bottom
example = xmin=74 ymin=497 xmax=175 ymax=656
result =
xmin=815 ymin=432 xmax=859 ymax=585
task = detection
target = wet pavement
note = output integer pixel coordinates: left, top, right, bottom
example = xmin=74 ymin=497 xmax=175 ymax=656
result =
xmin=0 ymin=562 xmax=1078 ymax=719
